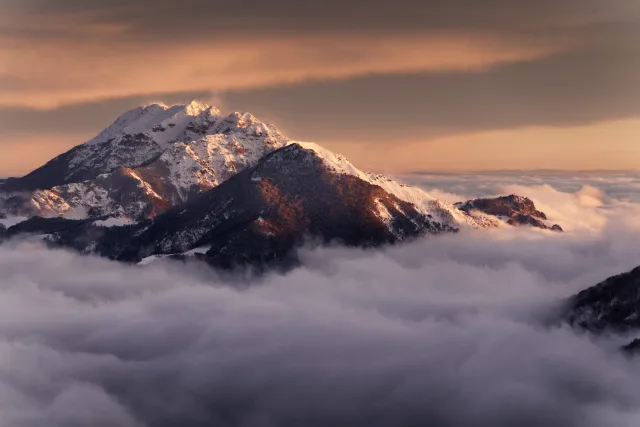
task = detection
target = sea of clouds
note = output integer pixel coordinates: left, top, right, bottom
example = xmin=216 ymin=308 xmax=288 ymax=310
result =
xmin=1 ymin=172 xmax=640 ymax=427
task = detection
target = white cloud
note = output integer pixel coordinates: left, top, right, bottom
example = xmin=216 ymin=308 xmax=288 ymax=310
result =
xmin=404 ymin=171 xmax=640 ymax=232
xmin=1 ymin=173 xmax=640 ymax=426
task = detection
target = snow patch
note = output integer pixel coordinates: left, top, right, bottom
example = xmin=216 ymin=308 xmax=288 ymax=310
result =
xmin=137 ymin=245 xmax=211 ymax=265
xmin=137 ymin=255 xmax=167 ymax=266
xmin=373 ymin=199 xmax=399 ymax=238
xmin=182 ymin=246 xmax=211 ymax=256
xmin=93 ymin=217 xmax=132 ymax=227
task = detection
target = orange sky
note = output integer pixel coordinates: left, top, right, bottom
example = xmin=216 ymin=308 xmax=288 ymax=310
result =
xmin=0 ymin=0 xmax=638 ymax=175
xmin=322 ymin=119 xmax=640 ymax=173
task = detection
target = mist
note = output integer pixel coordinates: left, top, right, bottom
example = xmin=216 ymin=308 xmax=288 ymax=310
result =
xmin=1 ymin=174 xmax=640 ymax=427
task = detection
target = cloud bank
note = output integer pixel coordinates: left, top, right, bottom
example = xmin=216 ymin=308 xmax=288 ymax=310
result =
xmin=1 ymin=175 xmax=640 ymax=427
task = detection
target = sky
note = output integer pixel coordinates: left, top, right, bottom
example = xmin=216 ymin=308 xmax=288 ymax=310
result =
xmin=0 ymin=0 xmax=639 ymax=175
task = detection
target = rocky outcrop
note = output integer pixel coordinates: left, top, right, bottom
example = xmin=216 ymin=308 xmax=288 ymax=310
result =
xmin=562 ymin=265 xmax=640 ymax=354
xmin=563 ymin=265 xmax=640 ymax=332
xmin=7 ymin=144 xmax=456 ymax=270
xmin=455 ymin=195 xmax=562 ymax=231
xmin=0 ymin=103 xmax=289 ymax=219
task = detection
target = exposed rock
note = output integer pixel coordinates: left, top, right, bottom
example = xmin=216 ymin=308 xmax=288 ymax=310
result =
xmin=622 ymin=339 xmax=640 ymax=356
xmin=563 ymin=265 xmax=640 ymax=332
xmin=0 ymin=103 xmax=290 ymax=219
xmin=455 ymin=194 xmax=561 ymax=231
xmin=0 ymin=102 xmax=495 ymax=230
xmin=16 ymin=144 xmax=457 ymax=270
xmin=0 ymin=101 xmax=568 ymax=272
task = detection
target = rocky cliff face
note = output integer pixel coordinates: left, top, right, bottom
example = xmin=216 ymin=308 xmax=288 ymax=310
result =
xmin=119 ymin=143 xmax=457 ymax=268
xmin=0 ymin=102 xmax=289 ymax=219
xmin=5 ymin=144 xmax=456 ymax=269
xmin=563 ymin=265 xmax=640 ymax=332
xmin=455 ymin=195 xmax=563 ymax=231
xmin=561 ymin=265 xmax=640 ymax=354
xmin=0 ymin=102 xmax=513 ymax=229
xmin=0 ymin=101 xmax=564 ymax=270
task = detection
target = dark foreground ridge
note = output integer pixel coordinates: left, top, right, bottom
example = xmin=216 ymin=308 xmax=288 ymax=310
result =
xmin=563 ymin=265 xmax=640 ymax=352
xmin=563 ymin=265 xmax=640 ymax=332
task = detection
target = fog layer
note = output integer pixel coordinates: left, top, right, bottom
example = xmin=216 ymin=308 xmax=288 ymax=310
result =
xmin=1 ymin=176 xmax=640 ymax=427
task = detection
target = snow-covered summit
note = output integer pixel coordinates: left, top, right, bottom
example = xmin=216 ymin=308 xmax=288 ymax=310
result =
xmin=86 ymin=101 xmax=278 ymax=151
xmin=0 ymin=102 xmax=533 ymax=232
xmin=0 ymin=102 xmax=291 ymax=218
xmin=86 ymin=101 xmax=220 ymax=148
xmin=0 ymin=101 xmax=288 ymax=193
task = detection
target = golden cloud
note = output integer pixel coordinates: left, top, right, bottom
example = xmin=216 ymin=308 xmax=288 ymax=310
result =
xmin=0 ymin=31 xmax=573 ymax=109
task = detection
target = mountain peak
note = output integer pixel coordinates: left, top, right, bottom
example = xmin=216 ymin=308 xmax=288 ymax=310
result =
xmin=0 ymin=101 xmax=285 ymax=193
xmin=0 ymin=101 xmax=551 ymax=240
xmin=141 ymin=102 xmax=169 ymax=110
xmin=0 ymin=98 xmax=566 ymax=271
xmin=142 ymin=100 xmax=210 ymax=113
xmin=86 ymin=100 xmax=218 ymax=147
xmin=182 ymin=100 xmax=212 ymax=116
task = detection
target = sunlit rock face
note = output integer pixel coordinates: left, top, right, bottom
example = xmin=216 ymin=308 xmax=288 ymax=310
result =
xmin=0 ymin=102 xmax=508 ymax=228
xmin=455 ymin=194 xmax=563 ymax=231
xmin=0 ymin=102 xmax=562 ymax=270
xmin=0 ymin=102 xmax=290 ymax=220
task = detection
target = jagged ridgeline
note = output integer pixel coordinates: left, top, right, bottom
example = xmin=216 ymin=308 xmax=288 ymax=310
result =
xmin=0 ymin=102 xmax=562 ymax=269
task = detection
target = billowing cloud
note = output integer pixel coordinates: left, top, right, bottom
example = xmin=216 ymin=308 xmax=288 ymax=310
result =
xmin=0 ymin=32 xmax=569 ymax=109
xmin=402 ymin=171 xmax=640 ymax=203
xmin=405 ymin=171 xmax=640 ymax=231
xmin=1 ymin=175 xmax=640 ymax=426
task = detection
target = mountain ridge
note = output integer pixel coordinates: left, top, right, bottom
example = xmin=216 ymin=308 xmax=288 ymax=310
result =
xmin=1 ymin=101 xmax=286 ymax=192
xmin=0 ymin=102 xmax=291 ymax=218
xmin=3 ymin=143 xmax=458 ymax=269
xmin=0 ymin=101 xmax=498 ymax=228
xmin=0 ymin=101 xmax=565 ymax=269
